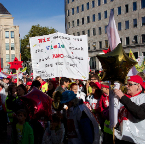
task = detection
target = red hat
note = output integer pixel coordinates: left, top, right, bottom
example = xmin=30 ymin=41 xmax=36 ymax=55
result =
xmin=7 ymin=75 xmax=11 ymax=79
xmin=128 ymin=75 xmax=145 ymax=89
xmin=101 ymin=84 xmax=109 ymax=89
xmin=26 ymin=81 xmax=32 ymax=86
xmin=89 ymin=82 xmax=101 ymax=89
xmin=14 ymin=79 xmax=17 ymax=83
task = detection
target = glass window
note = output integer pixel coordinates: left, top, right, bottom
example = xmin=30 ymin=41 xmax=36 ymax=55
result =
xmin=142 ymin=17 xmax=145 ymax=26
xmin=73 ymin=33 xmax=75 ymax=36
xmin=111 ymin=0 xmax=114 ymax=1
xmin=72 ymin=8 xmax=74 ymax=15
xmin=133 ymin=52 xmax=138 ymax=59
xmin=125 ymin=20 xmax=129 ymax=29
xmin=72 ymin=21 xmax=74 ymax=27
xmin=98 ymin=13 xmax=101 ymax=20
xmin=134 ymin=35 xmax=138 ymax=44
xmin=11 ymin=31 xmax=14 ymax=38
xmin=99 ymin=27 xmax=101 ymax=35
xmin=87 ymin=2 xmax=89 ymax=10
xmin=11 ymin=54 xmax=15 ymax=62
xmin=125 ymin=4 xmax=129 ymax=13
xmin=77 ymin=19 xmax=79 ymax=26
xmin=126 ymin=37 xmax=130 ymax=45
xmin=72 ymin=0 xmax=74 ymax=2
xmin=104 ymin=10 xmax=107 ymax=19
xmin=11 ymin=43 xmax=14 ymax=50
xmin=88 ymin=43 xmax=90 ymax=50
xmin=118 ymin=22 xmax=121 ymax=31
xmin=82 ymin=4 xmax=84 ymax=11
xmin=67 ymin=0 xmax=69 ymax=4
xmin=77 ymin=32 xmax=80 ymax=36
xmin=68 ymin=22 xmax=70 ymax=28
xmin=142 ymin=34 xmax=145 ymax=43
xmin=82 ymin=18 xmax=84 ymax=25
xmin=105 ymin=40 xmax=108 ymax=48
xmin=77 ymin=6 xmax=79 ymax=13
xmin=92 ymin=14 xmax=95 ymax=22
xmin=92 ymin=1 xmax=95 ymax=8
xmin=133 ymin=2 xmax=137 ymax=11
xmin=82 ymin=31 xmax=85 ymax=35
xmin=93 ymin=28 xmax=96 ymax=36
xmin=133 ymin=19 xmax=137 ymax=27
xmin=99 ymin=41 xmax=102 ymax=49
xmin=111 ymin=8 xmax=114 ymax=14
xmin=104 ymin=0 xmax=107 ymax=4
xmin=87 ymin=16 xmax=90 ymax=23
xmin=5 ymin=31 xmax=9 ymax=38
xmin=120 ymin=38 xmax=122 ymax=43
xmin=6 ymin=55 xmax=10 ymax=62
xmin=118 ymin=6 xmax=121 ymax=15
xmin=5 ymin=43 xmax=9 ymax=50
xmin=88 ymin=29 xmax=90 ymax=37
xmin=141 ymin=0 xmax=145 ymax=9
xmin=105 ymin=25 xmax=107 ymax=33
xmin=67 ymin=10 xmax=69 ymax=16
xmin=98 ymin=0 xmax=101 ymax=6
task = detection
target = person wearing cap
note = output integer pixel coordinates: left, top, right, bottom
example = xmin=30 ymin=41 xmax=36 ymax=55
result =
xmin=114 ymin=75 xmax=145 ymax=144
xmin=0 ymin=77 xmax=10 ymax=95
xmin=26 ymin=81 xmax=32 ymax=92
xmin=61 ymin=91 xmax=100 ymax=144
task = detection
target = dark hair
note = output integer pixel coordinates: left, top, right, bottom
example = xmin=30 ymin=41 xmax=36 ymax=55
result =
xmin=8 ymin=84 xmax=16 ymax=96
xmin=70 ymin=83 xmax=77 ymax=89
xmin=52 ymin=113 xmax=61 ymax=123
xmin=60 ymin=77 xmax=70 ymax=86
xmin=17 ymin=109 xmax=27 ymax=118
xmin=32 ymin=80 xmax=41 ymax=88
xmin=17 ymin=84 xmax=27 ymax=95
xmin=95 ymin=70 xmax=99 ymax=74
xmin=91 ymin=74 xmax=99 ymax=81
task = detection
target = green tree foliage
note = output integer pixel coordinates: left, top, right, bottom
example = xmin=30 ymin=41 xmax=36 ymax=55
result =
xmin=21 ymin=24 xmax=57 ymax=62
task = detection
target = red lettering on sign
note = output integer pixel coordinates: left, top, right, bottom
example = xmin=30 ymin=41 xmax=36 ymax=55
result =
xmin=38 ymin=39 xmax=43 ymax=43
xmin=53 ymin=54 xmax=64 ymax=59
xmin=54 ymin=45 xmax=57 ymax=48
xmin=47 ymin=38 xmax=50 ymax=41
xmin=43 ymin=37 xmax=46 ymax=42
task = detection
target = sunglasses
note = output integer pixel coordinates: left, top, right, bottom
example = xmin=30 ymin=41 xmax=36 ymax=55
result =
xmin=126 ymin=83 xmax=137 ymax=86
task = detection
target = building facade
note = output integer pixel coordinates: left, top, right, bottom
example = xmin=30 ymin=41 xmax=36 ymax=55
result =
xmin=65 ymin=0 xmax=145 ymax=70
xmin=0 ymin=3 xmax=20 ymax=72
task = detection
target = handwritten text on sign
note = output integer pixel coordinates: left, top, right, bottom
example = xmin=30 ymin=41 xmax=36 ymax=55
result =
xmin=30 ymin=32 xmax=88 ymax=80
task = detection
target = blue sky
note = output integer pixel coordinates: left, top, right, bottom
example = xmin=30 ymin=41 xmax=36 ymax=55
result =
xmin=1 ymin=0 xmax=65 ymax=38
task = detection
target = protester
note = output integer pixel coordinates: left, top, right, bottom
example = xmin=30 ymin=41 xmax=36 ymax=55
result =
xmin=90 ymin=74 xmax=99 ymax=83
xmin=11 ymin=109 xmax=34 ymax=144
xmin=28 ymin=80 xmax=41 ymax=92
xmin=17 ymin=84 xmax=27 ymax=96
xmin=60 ymin=77 xmax=71 ymax=91
xmin=26 ymin=81 xmax=32 ymax=92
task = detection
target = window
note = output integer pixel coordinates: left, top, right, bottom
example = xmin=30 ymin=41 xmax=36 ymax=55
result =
xmin=133 ymin=2 xmax=137 ymax=11
xmin=105 ymin=40 xmax=108 ymax=48
xmin=72 ymin=0 xmax=74 ymax=2
xmin=77 ymin=6 xmax=79 ymax=13
xmin=98 ymin=0 xmax=101 ymax=6
xmin=141 ymin=0 xmax=145 ymax=9
xmin=72 ymin=21 xmax=74 ymax=27
xmin=134 ymin=35 xmax=138 ymax=44
xmin=88 ymin=43 xmax=90 ymax=50
xmin=125 ymin=4 xmax=129 ymax=13
xmin=105 ymin=25 xmax=107 ymax=33
xmin=82 ymin=18 xmax=84 ymax=25
xmin=98 ymin=13 xmax=101 ymax=20
xmin=111 ymin=0 xmax=114 ymax=1
xmin=82 ymin=31 xmax=85 ymax=35
xmin=77 ymin=32 xmax=80 ymax=36
xmin=118 ymin=22 xmax=121 ymax=31
xmin=93 ymin=42 xmax=96 ymax=50
xmin=67 ymin=10 xmax=69 ymax=16
xmin=142 ymin=16 xmax=145 ymax=26
xmin=68 ymin=22 xmax=70 ymax=28
xmin=88 ymin=29 xmax=90 ymax=37
xmin=72 ymin=8 xmax=74 ymax=15
xmin=87 ymin=16 xmax=90 ymax=23
xmin=11 ymin=54 xmax=15 ymax=62
xmin=133 ymin=52 xmax=138 ymax=59
xmin=67 ymin=0 xmax=69 ymax=4
xmin=5 ymin=43 xmax=9 ymax=50
xmin=99 ymin=41 xmax=102 ymax=49
xmin=125 ymin=20 xmax=129 ymax=29
xmin=126 ymin=37 xmax=130 ymax=45
xmin=82 ymin=4 xmax=84 ymax=11
xmin=11 ymin=43 xmax=14 ymax=50
xmin=92 ymin=1 xmax=95 ymax=8
xmin=99 ymin=27 xmax=101 ymax=35
xmin=118 ymin=6 xmax=121 ymax=15
xmin=6 ymin=55 xmax=9 ymax=62
xmin=92 ymin=14 xmax=95 ymax=22
xmin=93 ymin=28 xmax=96 ymax=36
xmin=142 ymin=34 xmax=145 ymax=43
xmin=87 ymin=2 xmax=89 ymax=10
xmin=104 ymin=10 xmax=107 ymax=19
xmin=77 ymin=19 xmax=79 ymax=26
xmin=111 ymin=8 xmax=114 ymax=14
xmin=73 ymin=33 xmax=75 ymax=36
xmin=5 ymin=31 xmax=9 ymax=38
xmin=11 ymin=31 xmax=14 ymax=38
xmin=133 ymin=19 xmax=137 ymax=27
xmin=120 ymin=38 xmax=122 ymax=43
xmin=104 ymin=0 xmax=107 ymax=4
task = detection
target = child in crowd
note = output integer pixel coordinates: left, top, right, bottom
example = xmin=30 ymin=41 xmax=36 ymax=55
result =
xmin=11 ymin=109 xmax=34 ymax=144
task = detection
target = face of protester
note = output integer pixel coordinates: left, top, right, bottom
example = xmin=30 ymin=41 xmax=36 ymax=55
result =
xmin=64 ymin=81 xmax=70 ymax=88
xmin=101 ymin=87 xmax=109 ymax=95
xmin=70 ymin=85 xmax=78 ymax=94
xmin=36 ymin=77 xmax=43 ymax=84
xmin=48 ymin=82 xmax=53 ymax=90
xmin=3 ymin=79 xmax=7 ymax=83
xmin=17 ymin=86 xmax=25 ymax=96
xmin=91 ymin=86 xmax=97 ymax=94
xmin=90 ymin=77 xmax=98 ymax=83
xmin=17 ymin=113 xmax=26 ymax=124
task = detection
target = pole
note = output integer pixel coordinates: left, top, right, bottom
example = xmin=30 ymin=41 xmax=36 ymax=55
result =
xmin=17 ymin=70 xmax=19 ymax=86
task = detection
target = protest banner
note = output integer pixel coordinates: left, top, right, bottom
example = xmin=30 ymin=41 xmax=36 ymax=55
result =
xmin=29 ymin=32 xmax=89 ymax=80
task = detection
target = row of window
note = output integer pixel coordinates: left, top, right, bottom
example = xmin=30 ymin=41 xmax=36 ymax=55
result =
xmin=5 ymin=31 xmax=14 ymax=38
xmin=6 ymin=54 xmax=15 ymax=62
xmin=6 ymin=43 xmax=15 ymax=50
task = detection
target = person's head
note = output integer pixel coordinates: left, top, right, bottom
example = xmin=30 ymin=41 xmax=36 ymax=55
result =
xmin=26 ymin=81 xmax=32 ymax=91
xmin=8 ymin=84 xmax=17 ymax=96
xmin=48 ymin=80 xmax=58 ymax=91
xmin=126 ymin=75 xmax=144 ymax=96
xmin=70 ymin=83 xmax=78 ymax=94
xmin=19 ymin=79 xmax=23 ymax=85
xmin=60 ymin=77 xmax=70 ymax=88
xmin=35 ymin=76 xmax=43 ymax=84
xmin=90 ymin=74 xmax=99 ymax=83
xmin=95 ymin=70 xmax=99 ymax=75
xmin=16 ymin=109 xmax=27 ymax=124
xmin=89 ymin=82 xmax=102 ymax=95
xmin=17 ymin=84 xmax=27 ymax=96
xmin=31 ymin=80 xmax=41 ymax=90
xmin=51 ymin=113 xmax=61 ymax=128
xmin=101 ymin=82 xmax=109 ymax=95
xmin=3 ymin=78 xmax=7 ymax=83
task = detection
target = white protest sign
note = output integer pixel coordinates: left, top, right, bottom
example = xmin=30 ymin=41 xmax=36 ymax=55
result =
xmin=30 ymin=32 xmax=88 ymax=80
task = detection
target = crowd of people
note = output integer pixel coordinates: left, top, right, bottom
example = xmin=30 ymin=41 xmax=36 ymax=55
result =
xmin=0 ymin=70 xmax=145 ymax=144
